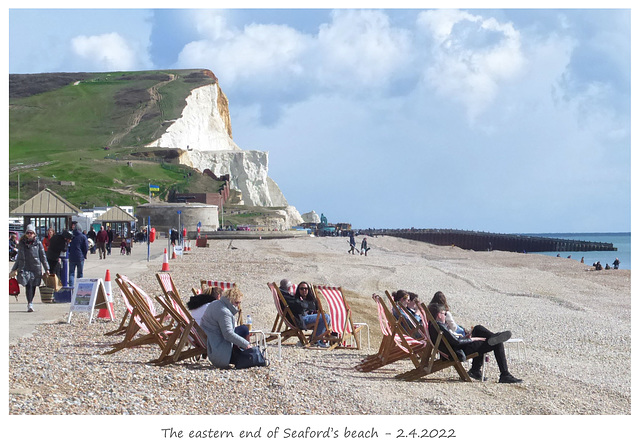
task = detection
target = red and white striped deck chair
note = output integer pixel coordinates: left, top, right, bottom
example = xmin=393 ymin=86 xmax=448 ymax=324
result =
xmin=104 ymin=274 xmax=180 ymax=362
xmin=313 ymin=285 xmax=370 ymax=350
xmin=355 ymin=293 xmax=426 ymax=372
xmin=267 ymin=282 xmax=310 ymax=346
xmin=200 ymin=280 xmax=243 ymax=324
xmin=157 ymin=272 xmax=183 ymax=302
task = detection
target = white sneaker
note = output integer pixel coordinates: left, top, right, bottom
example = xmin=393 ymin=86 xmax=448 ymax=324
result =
xmin=27 ymin=303 xmax=34 ymax=312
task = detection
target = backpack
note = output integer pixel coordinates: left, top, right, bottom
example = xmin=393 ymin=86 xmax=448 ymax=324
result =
xmin=233 ymin=346 xmax=269 ymax=369
xmin=9 ymin=277 xmax=20 ymax=297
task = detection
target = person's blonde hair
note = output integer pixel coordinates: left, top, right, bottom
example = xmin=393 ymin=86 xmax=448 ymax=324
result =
xmin=224 ymin=286 xmax=243 ymax=306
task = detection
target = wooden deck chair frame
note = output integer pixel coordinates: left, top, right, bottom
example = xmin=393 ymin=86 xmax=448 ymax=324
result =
xmin=267 ymin=282 xmax=333 ymax=348
xmin=200 ymin=279 xmax=243 ymax=325
xmin=154 ymin=290 xmax=208 ymax=366
xmin=105 ymin=275 xmax=181 ymax=363
xmin=355 ymin=293 xmax=426 ymax=372
xmin=313 ymin=285 xmax=369 ymax=350
xmin=267 ymin=282 xmax=310 ymax=346
xmin=395 ymin=302 xmax=478 ymax=382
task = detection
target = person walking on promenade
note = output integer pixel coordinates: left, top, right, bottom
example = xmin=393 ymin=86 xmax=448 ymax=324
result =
xmin=87 ymin=227 xmax=97 ymax=254
xmin=68 ymin=224 xmax=88 ymax=287
xmin=42 ymin=228 xmax=55 ymax=253
xmin=106 ymin=225 xmax=114 ymax=256
xmin=9 ymin=224 xmax=49 ymax=312
xmin=96 ymin=225 xmax=109 ymax=259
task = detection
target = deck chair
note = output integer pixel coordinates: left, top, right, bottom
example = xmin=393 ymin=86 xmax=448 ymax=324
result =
xmin=153 ymin=290 xmax=208 ymax=366
xmin=104 ymin=274 xmax=180 ymax=362
xmin=355 ymin=293 xmax=427 ymax=372
xmin=157 ymin=272 xmax=183 ymax=302
xmin=200 ymin=280 xmax=243 ymax=324
xmin=267 ymin=282 xmax=334 ymax=348
xmin=395 ymin=302 xmax=478 ymax=382
xmin=313 ymin=285 xmax=369 ymax=350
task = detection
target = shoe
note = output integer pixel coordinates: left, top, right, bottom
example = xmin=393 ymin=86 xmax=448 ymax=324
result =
xmin=499 ymin=373 xmax=523 ymax=384
xmin=316 ymin=341 xmax=330 ymax=348
xmin=487 ymin=331 xmax=511 ymax=346
xmin=467 ymin=369 xmax=486 ymax=381
xmin=27 ymin=303 xmax=34 ymax=312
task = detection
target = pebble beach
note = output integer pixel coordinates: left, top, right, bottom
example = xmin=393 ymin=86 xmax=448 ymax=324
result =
xmin=8 ymin=234 xmax=631 ymax=418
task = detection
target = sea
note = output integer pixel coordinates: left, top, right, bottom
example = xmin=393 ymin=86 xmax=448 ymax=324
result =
xmin=525 ymin=232 xmax=631 ymax=270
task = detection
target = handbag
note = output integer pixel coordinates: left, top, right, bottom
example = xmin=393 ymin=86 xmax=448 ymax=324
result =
xmin=43 ymin=273 xmax=62 ymax=291
xmin=233 ymin=346 xmax=269 ymax=369
xmin=9 ymin=277 xmax=20 ymax=297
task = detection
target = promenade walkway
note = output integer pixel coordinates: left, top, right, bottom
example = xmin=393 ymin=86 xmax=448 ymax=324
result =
xmin=8 ymin=240 xmax=168 ymax=345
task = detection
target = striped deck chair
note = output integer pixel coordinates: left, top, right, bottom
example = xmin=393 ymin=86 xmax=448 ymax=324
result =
xmin=157 ymin=272 xmax=183 ymax=302
xmin=200 ymin=279 xmax=243 ymax=324
xmin=355 ymin=293 xmax=426 ymax=372
xmin=104 ymin=274 xmax=180 ymax=362
xmin=395 ymin=302 xmax=478 ymax=382
xmin=267 ymin=282 xmax=310 ymax=346
xmin=313 ymin=285 xmax=370 ymax=350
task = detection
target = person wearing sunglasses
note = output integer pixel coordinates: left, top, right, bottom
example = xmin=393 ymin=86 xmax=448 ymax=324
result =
xmin=9 ymin=224 xmax=50 ymax=312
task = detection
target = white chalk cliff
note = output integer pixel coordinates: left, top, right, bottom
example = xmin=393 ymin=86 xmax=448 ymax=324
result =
xmin=146 ymin=81 xmax=302 ymax=226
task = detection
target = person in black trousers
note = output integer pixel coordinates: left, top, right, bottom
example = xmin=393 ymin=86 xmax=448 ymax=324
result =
xmin=427 ymin=302 xmax=522 ymax=384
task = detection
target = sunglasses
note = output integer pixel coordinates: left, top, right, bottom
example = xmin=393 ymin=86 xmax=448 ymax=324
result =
xmin=299 ymin=286 xmax=309 ymax=290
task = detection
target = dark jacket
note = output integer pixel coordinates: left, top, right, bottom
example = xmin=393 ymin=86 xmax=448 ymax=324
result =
xmin=12 ymin=236 xmax=49 ymax=284
xmin=429 ymin=320 xmax=473 ymax=361
xmin=46 ymin=233 xmax=70 ymax=261
xmin=68 ymin=228 xmax=89 ymax=262
xmin=96 ymin=229 xmax=109 ymax=243
xmin=280 ymin=288 xmax=317 ymax=328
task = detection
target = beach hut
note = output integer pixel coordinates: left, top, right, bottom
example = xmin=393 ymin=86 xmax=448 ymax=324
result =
xmin=10 ymin=188 xmax=82 ymax=238
xmin=95 ymin=205 xmax=136 ymax=243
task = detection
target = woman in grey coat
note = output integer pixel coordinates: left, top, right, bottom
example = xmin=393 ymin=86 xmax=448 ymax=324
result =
xmin=10 ymin=224 xmax=49 ymax=312
xmin=199 ymin=287 xmax=252 ymax=368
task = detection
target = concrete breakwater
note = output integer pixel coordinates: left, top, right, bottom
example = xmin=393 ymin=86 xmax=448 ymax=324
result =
xmin=370 ymin=229 xmax=617 ymax=253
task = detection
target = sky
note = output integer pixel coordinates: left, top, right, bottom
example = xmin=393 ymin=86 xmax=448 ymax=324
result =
xmin=7 ymin=4 xmax=633 ymax=233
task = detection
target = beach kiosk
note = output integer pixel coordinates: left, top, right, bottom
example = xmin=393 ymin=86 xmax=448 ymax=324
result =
xmin=95 ymin=205 xmax=136 ymax=248
xmin=10 ymin=188 xmax=82 ymax=238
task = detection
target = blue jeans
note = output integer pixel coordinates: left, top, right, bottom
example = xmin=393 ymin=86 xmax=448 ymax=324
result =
xmin=68 ymin=260 xmax=84 ymax=287
xmin=301 ymin=314 xmax=331 ymax=338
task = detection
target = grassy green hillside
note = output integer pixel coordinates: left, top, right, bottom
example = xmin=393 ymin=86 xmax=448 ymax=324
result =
xmin=9 ymin=69 xmax=224 ymax=211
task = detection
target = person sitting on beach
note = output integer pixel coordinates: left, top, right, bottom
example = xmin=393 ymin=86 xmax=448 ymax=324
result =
xmin=430 ymin=291 xmax=467 ymax=337
xmin=279 ymin=279 xmax=332 ymax=348
xmin=199 ymin=286 xmax=252 ymax=369
xmin=613 ymin=258 xmax=620 ymax=269
xmin=187 ymin=286 xmax=223 ymax=326
xmin=391 ymin=290 xmax=422 ymax=338
xmin=427 ymin=303 xmax=522 ymax=384
xmin=406 ymin=292 xmax=423 ymax=325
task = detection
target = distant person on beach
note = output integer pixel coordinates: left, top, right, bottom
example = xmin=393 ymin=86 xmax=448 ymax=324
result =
xmin=106 ymin=226 xmax=114 ymax=255
xmin=430 ymin=291 xmax=467 ymax=337
xmin=594 ymin=261 xmax=603 ymax=271
xmin=199 ymin=287 xmax=252 ymax=368
xmin=427 ymin=302 xmax=522 ymax=383
xmin=580 ymin=257 xmax=584 ymax=264
xmin=613 ymin=258 xmax=620 ymax=269
xmin=87 ymin=227 xmax=97 ymax=254
xmin=348 ymin=232 xmax=357 ymax=254
xmin=360 ymin=237 xmax=370 ymax=256
xmin=187 ymin=286 xmax=223 ymax=326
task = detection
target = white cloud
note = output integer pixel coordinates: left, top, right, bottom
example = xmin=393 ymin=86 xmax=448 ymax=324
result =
xmin=71 ymin=32 xmax=150 ymax=71
xmin=417 ymin=9 xmax=526 ymax=120
xmin=314 ymin=10 xmax=412 ymax=90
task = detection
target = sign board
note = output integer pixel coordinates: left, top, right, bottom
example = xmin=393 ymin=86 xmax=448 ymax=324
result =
xmin=67 ymin=278 xmax=112 ymax=324
xmin=173 ymin=245 xmax=183 ymax=256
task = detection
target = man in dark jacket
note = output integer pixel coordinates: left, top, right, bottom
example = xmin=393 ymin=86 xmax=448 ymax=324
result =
xmin=106 ymin=225 xmax=114 ymax=255
xmin=87 ymin=227 xmax=97 ymax=254
xmin=427 ymin=303 xmax=522 ymax=384
xmin=96 ymin=225 xmax=109 ymax=259
xmin=68 ymin=224 xmax=88 ymax=287
xmin=46 ymin=230 xmax=73 ymax=277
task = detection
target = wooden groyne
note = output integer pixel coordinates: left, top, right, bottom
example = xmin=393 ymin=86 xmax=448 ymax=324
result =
xmin=369 ymin=229 xmax=617 ymax=253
